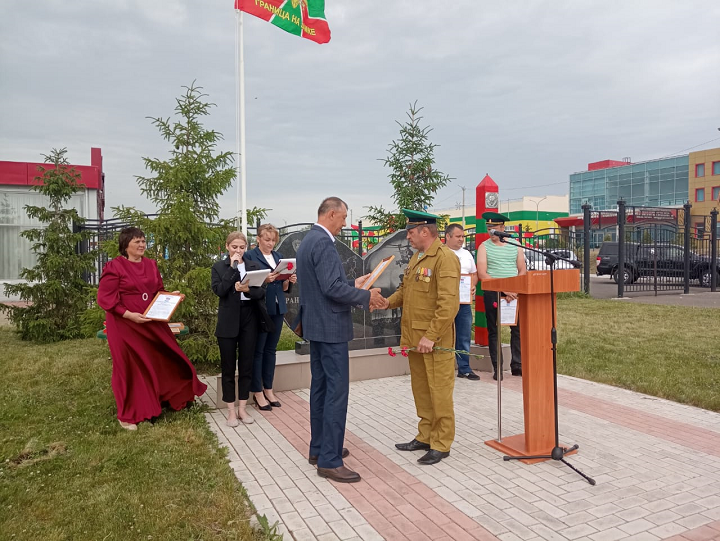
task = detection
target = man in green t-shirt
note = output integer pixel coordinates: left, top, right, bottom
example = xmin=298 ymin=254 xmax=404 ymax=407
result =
xmin=476 ymin=212 xmax=527 ymax=380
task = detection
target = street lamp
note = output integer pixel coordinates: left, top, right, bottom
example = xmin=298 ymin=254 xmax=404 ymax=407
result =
xmin=528 ymin=197 xmax=547 ymax=232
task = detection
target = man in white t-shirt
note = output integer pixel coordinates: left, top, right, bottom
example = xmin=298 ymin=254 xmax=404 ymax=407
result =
xmin=444 ymin=224 xmax=479 ymax=380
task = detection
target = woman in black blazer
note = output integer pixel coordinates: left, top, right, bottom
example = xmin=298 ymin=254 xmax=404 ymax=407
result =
xmin=244 ymin=224 xmax=297 ymax=410
xmin=211 ymin=231 xmax=268 ymax=427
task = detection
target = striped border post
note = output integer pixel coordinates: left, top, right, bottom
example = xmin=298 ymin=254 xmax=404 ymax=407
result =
xmin=474 ymin=174 xmax=498 ymax=346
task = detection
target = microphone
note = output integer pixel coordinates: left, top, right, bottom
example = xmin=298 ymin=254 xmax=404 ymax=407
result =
xmin=232 ymin=259 xmax=238 ymax=270
xmin=489 ymin=229 xmax=514 ymax=239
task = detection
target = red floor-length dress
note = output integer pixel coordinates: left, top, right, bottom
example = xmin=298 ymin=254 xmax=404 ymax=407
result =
xmin=97 ymin=256 xmax=207 ymax=424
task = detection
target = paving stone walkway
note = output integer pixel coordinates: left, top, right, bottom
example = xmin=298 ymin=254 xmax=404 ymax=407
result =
xmin=199 ymin=374 xmax=720 ymax=541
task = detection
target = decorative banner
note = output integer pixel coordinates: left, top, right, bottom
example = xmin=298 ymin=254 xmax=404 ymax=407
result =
xmin=234 ymin=0 xmax=331 ymax=44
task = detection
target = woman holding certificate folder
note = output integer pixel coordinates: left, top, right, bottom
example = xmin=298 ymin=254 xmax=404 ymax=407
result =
xmin=244 ymin=224 xmax=297 ymax=410
xmin=97 ymin=227 xmax=207 ymax=431
xmin=212 ymin=231 xmax=271 ymax=426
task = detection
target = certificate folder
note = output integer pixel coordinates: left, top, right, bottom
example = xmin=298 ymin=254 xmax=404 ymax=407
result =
xmin=240 ymin=269 xmax=271 ymax=287
xmin=273 ymin=258 xmax=296 ymax=281
xmin=142 ymin=292 xmax=183 ymax=322
xmin=360 ymin=256 xmax=394 ymax=290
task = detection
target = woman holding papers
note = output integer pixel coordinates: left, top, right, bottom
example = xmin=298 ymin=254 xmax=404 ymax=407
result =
xmin=244 ymin=223 xmax=297 ymax=410
xmin=211 ymin=231 xmax=271 ymax=426
xmin=97 ymin=227 xmax=207 ymax=431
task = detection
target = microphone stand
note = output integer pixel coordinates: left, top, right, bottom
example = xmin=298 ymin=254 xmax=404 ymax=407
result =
xmin=491 ymin=235 xmax=595 ymax=486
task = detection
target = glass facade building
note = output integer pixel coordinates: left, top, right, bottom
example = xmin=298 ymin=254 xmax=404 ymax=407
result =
xmin=569 ymin=156 xmax=689 ymax=215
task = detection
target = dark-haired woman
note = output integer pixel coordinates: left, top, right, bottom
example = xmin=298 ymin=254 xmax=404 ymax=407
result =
xmin=97 ymin=227 xmax=207 ymax=430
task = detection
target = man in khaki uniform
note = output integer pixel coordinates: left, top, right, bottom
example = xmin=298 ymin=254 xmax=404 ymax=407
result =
xmin=381 ymin=209 xmax=460 ymax=465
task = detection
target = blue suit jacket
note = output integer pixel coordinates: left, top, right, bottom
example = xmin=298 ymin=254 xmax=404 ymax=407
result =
xmin=296 ymin=225 xmax=370 ymax=343
xmin=244 ymin=247 xmax=289 ymax=316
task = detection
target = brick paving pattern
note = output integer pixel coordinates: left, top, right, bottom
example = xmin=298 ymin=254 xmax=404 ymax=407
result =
xmin=200 ymin=374 xmax=720 ymax=541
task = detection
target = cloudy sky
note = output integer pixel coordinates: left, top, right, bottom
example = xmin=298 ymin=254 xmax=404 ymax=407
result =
xmin=1 ymin=0 xmax=719 ymax=226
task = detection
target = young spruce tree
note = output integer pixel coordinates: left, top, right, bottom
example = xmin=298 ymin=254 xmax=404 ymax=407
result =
xmin=2 ymin=148 xmax=97 ymax=342
xmin=365 ymin=101 xmax=452 ymax=231
xmin=113 ymin=82 xmax=257 ymax=364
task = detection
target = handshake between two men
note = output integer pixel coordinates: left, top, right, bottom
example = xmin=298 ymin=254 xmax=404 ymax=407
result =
xmin=354 ymin=273 xmax=435 ymax=355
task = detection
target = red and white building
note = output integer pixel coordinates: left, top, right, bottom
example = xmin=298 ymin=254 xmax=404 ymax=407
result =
xmin=0 ymin=148 xmax=105 ymax=291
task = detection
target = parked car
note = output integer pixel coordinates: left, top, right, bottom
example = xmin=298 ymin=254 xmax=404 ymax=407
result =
xmin=525 ymin=249 xmax=581 ymax=271
xmin=596 ymin=242 xmax=640 ymax=283
xmin=596 ymin=241 xmax=720 ymax=286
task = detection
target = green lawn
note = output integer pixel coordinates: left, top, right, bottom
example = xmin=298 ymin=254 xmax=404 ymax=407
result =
xmin=0 ymin=329 xmax=266 ymax=541
xmin=555 ymin=297 xmax=720 ymax=411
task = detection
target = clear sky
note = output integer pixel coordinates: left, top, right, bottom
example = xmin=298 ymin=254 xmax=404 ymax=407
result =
xmin=1 ymin=0 xmax=719 ymax=226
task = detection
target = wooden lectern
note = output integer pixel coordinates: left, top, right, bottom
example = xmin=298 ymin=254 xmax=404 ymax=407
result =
xmin=482 ymin=269 xmax=580 ymax=463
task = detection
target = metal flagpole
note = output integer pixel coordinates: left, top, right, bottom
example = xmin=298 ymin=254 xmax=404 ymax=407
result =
xmin=235 ymin=10 xmax=247 ymax=236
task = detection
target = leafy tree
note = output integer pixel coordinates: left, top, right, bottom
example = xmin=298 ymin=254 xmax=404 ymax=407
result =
xmin=2 ymin=149 xmax=97 ymax=342
xmin=112 ymin=82 xmax=265 ymax=364
xmin=365 ymin=101 xmax=452 ymax=232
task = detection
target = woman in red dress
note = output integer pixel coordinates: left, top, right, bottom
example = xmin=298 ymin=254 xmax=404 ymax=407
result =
xmin=97 ymin=227 xmax=207 ymax=430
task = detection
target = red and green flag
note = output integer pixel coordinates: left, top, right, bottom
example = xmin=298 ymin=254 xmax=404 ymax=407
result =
xmin=234 ymin=0 xmax=331 ymax=44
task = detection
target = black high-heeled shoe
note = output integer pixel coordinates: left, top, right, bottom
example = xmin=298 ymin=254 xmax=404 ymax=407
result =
xmin=254 ymin=393 xmax=272 ymax=411
xmin=264 ymin=391 xmax=281 ymax=408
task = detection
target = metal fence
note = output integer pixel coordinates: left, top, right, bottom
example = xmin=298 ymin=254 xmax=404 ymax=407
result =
xmin=581 ymin=201 xmax=719 ymax=297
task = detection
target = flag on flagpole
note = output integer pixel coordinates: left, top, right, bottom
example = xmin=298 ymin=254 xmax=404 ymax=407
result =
xmin=235 ymin=0 xmax=331 ymax=44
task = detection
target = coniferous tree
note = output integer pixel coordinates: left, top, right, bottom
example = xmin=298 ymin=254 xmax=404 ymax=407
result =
xmin=2 ymin=148 xmax=97 ymax=342
xmin=113 ymin=82 xmax=265 ymax=363
xmin=365 ymin=101 xmax=452 ymax=231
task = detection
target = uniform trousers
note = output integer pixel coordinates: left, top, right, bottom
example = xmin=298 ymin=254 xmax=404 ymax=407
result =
xmin=218 ymin=302 xmax=259 ymax=403
xmin=407 ymin=349 xmax=456 ymax=453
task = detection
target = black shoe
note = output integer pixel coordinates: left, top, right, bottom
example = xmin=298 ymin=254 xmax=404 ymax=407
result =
xmin=457 ymin=371 xmax=480 ymax=380
xmin=254 ymin=393 xmax=272 ymax=411
xmin=492 ymin=371 xmax=504 ymax=381
xmin=395 ymin=439 xmax=431 ymax=452
xmin=309 ymin=447 xmax=349 ymax=465
xmin=511 ymin=367 xmax=522 ymax=377
xmin=417 ymin=450 xmax=450 ymax=465
xmin=263 ymin=391 xmax=281 ymax=408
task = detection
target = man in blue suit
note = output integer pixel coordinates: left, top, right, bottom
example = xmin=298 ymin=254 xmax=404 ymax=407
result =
xmin=296 ymin=197 xmax=384 ymax=483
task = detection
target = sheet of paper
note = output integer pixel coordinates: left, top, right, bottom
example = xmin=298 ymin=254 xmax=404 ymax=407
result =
xmin=144 ymin=294 xmax=182 ymax=321
xmin=500 ymin=298 xmax=518 ymax=326
xmin=240 ymin=269 xmax=271 ymax=287
xmin=459 ymin=274 xmax=473 ymax=304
